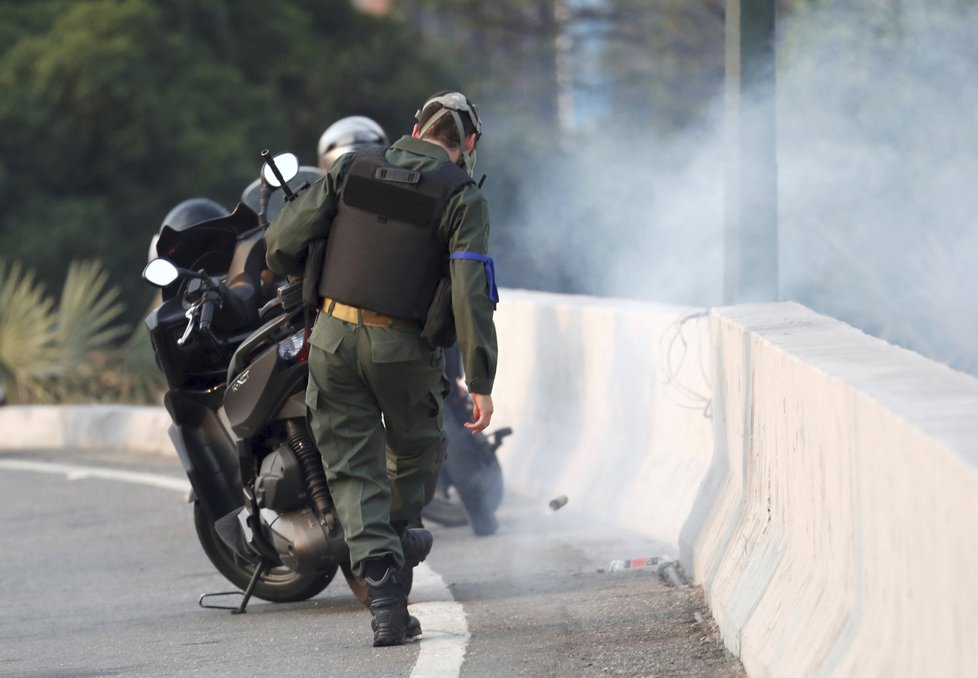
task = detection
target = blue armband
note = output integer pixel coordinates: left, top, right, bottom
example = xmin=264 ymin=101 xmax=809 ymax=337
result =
xmin=449 ymin=251 xmax=499 ymax=303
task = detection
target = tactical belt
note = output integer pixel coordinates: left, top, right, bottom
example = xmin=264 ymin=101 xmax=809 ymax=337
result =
xmin=322 ymin=297 xmax=419 ymax=331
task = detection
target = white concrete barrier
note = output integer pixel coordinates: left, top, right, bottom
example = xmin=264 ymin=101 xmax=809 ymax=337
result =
xmin=0 ymin=404 xmax=171 ymax=455
xmin=685 ymin=303 xmax=978 ymax=677
xmin=490 ymin=289 xmax=714 ymax=547
xmin=493 ymin=294 xmax=978 ymax=676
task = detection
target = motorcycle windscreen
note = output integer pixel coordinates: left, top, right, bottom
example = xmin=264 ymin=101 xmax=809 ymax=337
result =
xmin=155 ymin=203 xmax=260 ymax=275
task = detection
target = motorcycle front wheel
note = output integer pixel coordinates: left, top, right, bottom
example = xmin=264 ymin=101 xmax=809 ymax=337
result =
xmin=193 ymin=502 xmax=337 ymax=603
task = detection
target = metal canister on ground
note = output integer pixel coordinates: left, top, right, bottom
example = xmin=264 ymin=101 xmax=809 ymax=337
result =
xmin=548 ymin=495 xmax=568 ymax=511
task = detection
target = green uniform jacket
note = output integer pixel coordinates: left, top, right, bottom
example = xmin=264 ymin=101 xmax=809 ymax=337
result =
xmin=265 ymin=135 xmax=498 ymax=395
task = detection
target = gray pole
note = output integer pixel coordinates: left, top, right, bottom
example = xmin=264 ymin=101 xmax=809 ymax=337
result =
xmin=724 ymin=0 xmax=778 ymax=303
xmin=554 ymin=0 xmax=575 ymax=138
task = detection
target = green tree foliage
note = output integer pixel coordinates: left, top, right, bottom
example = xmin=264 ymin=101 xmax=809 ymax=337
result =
xmin=0 ymin=0 xmax=449 ymax=329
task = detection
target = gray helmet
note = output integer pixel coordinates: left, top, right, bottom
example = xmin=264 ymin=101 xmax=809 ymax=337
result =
xmin=149 ymin=197 xmax=229 ymax=263
xmin=316 ymin=116 xmax=388 ymax=171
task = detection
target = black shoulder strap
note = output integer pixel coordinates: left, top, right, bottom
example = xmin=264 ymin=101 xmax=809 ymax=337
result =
xmin=424 ymin=160 xmax=474 ymax=196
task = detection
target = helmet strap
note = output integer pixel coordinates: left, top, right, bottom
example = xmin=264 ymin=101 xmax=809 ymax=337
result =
xmin=418 ymin=107 xmax=477 ymax=176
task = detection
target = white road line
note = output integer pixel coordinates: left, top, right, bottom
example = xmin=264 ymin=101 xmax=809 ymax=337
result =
xmin=0 ymin=457 xmax=470 ymax=677
xmin=410 ymin=564 xmax=471 ymax=678
xmin=0 ymin=458 xmax=191 ymax=493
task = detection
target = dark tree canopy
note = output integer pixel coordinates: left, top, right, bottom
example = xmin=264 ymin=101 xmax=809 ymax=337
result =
xmin=0 ymin=0 xmax=450 ymax=317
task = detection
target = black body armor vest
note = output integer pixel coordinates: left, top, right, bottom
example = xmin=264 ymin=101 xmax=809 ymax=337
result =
xmin=319 ymin=147 xmax=473 ymax=322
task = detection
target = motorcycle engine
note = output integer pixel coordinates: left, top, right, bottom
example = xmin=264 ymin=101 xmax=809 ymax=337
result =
xmin=254 ymin=444 xmax=348 ymax=572
xmin=261 ymin=506 xmax=347 ymax=573
xmin=255 ymin=446 xmax=306 ymax=512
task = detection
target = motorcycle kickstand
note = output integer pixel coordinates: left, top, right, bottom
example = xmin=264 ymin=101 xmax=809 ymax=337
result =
xmin=198 ymin=559 xmax=270 ymax=614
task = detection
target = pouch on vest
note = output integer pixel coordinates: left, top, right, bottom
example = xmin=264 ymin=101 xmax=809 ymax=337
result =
xmin=420 ymin=277 xmax=456 ymax=349
xmin=420 ymin=252 xmax=499 ymax=349
xmin=302 ymin=238 xmax=327 ymax=329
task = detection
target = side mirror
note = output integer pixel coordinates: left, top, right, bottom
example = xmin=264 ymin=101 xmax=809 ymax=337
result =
xmin=142 ymin=258 xmax=180 ymax=287
xmin=262 ymin=153 xmax=299 ymax=187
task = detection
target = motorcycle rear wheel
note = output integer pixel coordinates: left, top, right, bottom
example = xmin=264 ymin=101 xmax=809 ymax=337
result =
xmin=193 ymin=502 xmax=337 ymax=603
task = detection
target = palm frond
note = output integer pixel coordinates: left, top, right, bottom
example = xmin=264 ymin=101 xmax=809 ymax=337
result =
xmin=0 ymin=259 xmax=61 ymax=403
xmin=56 ymin=259 xmax=129 ymax=364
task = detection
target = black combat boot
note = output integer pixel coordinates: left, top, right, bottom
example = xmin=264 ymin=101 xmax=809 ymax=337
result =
xmin=385 ymin=524 xmax=433 ymax=639
xmin=400 ymin=527 xmax=433 ymax=568
xmin=395 ymin=526 xmax=433 ymax=613
xmin=405 ymin=614 xmax=422 ymax=638
xmin=364 ymin=561 xmax=410 ymax=647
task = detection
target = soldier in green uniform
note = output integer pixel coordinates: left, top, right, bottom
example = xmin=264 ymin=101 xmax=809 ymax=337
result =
xmin=265 ymin=91 xmax=498 ymax=647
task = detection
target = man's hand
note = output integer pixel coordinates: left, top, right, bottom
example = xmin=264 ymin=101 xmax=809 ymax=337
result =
xmin=465 ymin=393 xmax=494 ymax=434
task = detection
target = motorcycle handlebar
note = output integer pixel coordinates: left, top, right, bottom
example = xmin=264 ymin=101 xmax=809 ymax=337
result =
xmin=188 ymin=279 xmax=222 ymax=335
xmin=198 ymin=294 xmax=216 ymax=333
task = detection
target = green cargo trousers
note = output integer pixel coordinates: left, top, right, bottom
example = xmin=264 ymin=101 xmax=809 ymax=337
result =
xmin=305 ymin=313 xmax=448 ymax=578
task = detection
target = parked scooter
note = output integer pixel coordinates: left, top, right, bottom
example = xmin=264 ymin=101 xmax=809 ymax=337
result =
xmin=422 ymin=344 xmax=510 ymax=535
xmin=143 ymin=153 xmax=367 ymax=612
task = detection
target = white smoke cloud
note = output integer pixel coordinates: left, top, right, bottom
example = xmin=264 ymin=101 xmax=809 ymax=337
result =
xmin=492 ymin=0 xmax=978 ymax=376
xmin=778 ymin=1 xmax=978 ymax=375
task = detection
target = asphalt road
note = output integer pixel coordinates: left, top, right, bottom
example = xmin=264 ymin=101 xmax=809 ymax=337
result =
xmin=0 ymin=448 xmax=744 ymax=677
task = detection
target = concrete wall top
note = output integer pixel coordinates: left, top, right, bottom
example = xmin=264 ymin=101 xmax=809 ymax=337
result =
xmin=717 ymin=302 xmax=978 ymax=463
